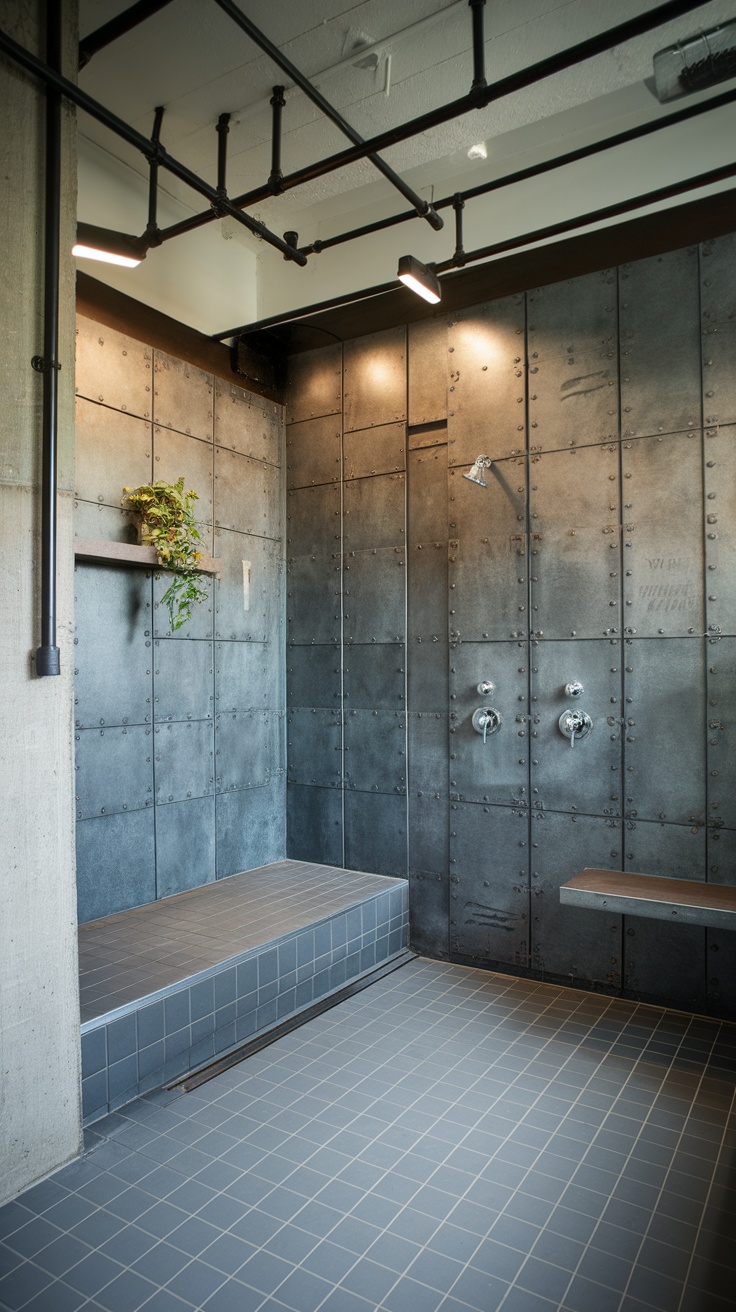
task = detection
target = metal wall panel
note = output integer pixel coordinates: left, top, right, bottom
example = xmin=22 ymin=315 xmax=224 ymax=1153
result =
xmin=287 ymin=482 xmax=341 ymax=558
xmin=449 ymin=458 xmax=527 ymax=642
xmin=215 ymin=446 xmax=280 ymax=539
xmin=76 ymin=809 xmax=156 ymax=923
xmin=214 ymin=531 xmax=281 ymax=643
xmin=623 ymin=637 xmax=705 ymax=825
xmin=153 ymin=638 xmax=214 ymax=723
xmin=528 ymin=270 xmax=617 ymax=361
xmin=286 ymin=344 xmax=342 ymax=424
xmin=155 ymin=795 xmax=216 ymax=897
xmin=74 ymin=564 xmax=152 ymax=728
xmin=707 ymin=637 xmax=736 ymax=831
xmin=409 ymin=793 xmax=449 ymax=877
xmin=530 ymin=444 xmax=620 ymax=639
xmin=449 ymin=802 xmax=529 ymax=966
xmin=531 ymin=809 xmax=622 ymax=986
xmin=343 ymin=472 xmax=405 ymax=551
xmin=287 ymin=644 xmax=340 ymax=710
xmin=217 ymin=640 xmax=280 ymax=713
xmin=75 ymin=398 xmax=152 ymax=509
xmin=704 ymin=425 xmax=736 ymax=638
xmin=343 ymin=548 xmax=405 ymax=645
xmin=216 ymin=779 xmax=286 ymax=879
xmin=529 ymin=349 xmax=618 ymax=452
xmin=76 ymin=318 xmax=153 ymax=419
xmin=449 ymin=640 xmax=528 ymax=806
xmin=215 ymin=379 xmax=282 ymax=465
xmin=153 ymin=352 xmax=213 ymax=442
xmin=155 ymin=719 xmax=215 ymax=802
xmin=154 ymin=571 xmax=214 ymax=640
xmin=74 ymin=500 xmax=138 ymax=545
xmin=344 ymin=709 xmax=406 ymax=794
xmin=286 ymin=707 xmax=342 ymax=789
xmin=214 ymin=710 xmax=273 ymax=791
xmin=701 ymin=234 xmax=736 ymax=427
xmin=344 ymin=423 xmax=405 ymax=480
xmin=287 ymin=783 xmax=343 ymax=867
xmin=409 ymin=868 xmax=449 ymax=959
xmin=447 ymin=295 xmax=525 ymax=467
xmin=286 ymin=415 xmax=341 ymax=489
xmin=75 ymin=725 xmax=153 ymax=819
xmin=408 ymin=711 xmax=448 ymax=795
xmin=619 ymin=248 xmax=702 ymax=437
xmin=622 ymin=432 xmax=703 ymax=637
xmin=343 ymin=327 xmax=406 ymax=433
xmin=530 ymin=638 xmax=622 ymax=818
xmin=408 ymin=446 xmax=447 ymax=545
xmin=622 ymin=819 xmax=705 ymax=1011
xmin=408 ymin=317 xmax=448 ymax=426
xmin=153 ymin=426 xmax=213 ymax=529
xmin=343 ymin=643 xmax=404 ymax=710
xmin=706 ymin=828 xmax=736 ymax=1015
xmin=286 ymin=555 xmax=341 ymax=646
xmin=344 ymin=789 xmax=407 ymax=878
xmin=407 ymin=636 xmax=448 ymax=713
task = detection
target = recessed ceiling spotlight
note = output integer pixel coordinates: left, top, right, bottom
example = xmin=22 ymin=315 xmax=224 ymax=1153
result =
xmin=467 ymin=141 xmax=487 ymax=161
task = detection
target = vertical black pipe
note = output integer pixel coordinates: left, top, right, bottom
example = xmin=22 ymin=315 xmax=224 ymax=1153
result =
xmin=453 ymin=193 xmax=466 ymax=265
xmin=269 ymin=86 xmax=285 ymax=193
xmin=469 ymin=0 xmax=487 ymax=92
xmin=146 ymin=104 xmax=164 ymax=243
xmin=36 ymin=0 xmax=62 ymax=677
xmin=216 ymin=111 xmax=230 ymax=202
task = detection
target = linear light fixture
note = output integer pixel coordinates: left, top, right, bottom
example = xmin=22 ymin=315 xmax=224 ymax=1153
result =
xmin=397 ymin=254 xmax=441 ymax=303
xmin=72 ymin=222 xmax=147 ymax=267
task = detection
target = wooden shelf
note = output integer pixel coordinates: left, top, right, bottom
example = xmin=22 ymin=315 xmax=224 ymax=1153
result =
xmin=561 ymin=868 xmax=736 ymax=930
xmin=74 ymin=537 xmax=221 ymax=578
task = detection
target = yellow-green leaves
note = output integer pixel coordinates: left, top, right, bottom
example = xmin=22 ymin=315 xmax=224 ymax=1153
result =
xmin=122 ymin=478 xmax=208 ymax=631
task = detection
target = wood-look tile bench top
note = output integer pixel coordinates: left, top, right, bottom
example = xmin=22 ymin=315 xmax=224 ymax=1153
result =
xmin=560 ymin=869 xmax=736 ymax=930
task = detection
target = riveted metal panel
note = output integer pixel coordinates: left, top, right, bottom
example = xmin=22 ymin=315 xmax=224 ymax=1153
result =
xmin=409 ymin=867 xmax=449 ymax=958
xmin=531 ymin=810 xmax=621 ymax=986
xmin=623 ymin=637 xmax=705 ymax=825
xmin=408 ymin=317 xmax=448 ymax=426
xmin=215 ymin=446 xmax=280 ymax=539
xmin=287 ymin=707 xmax=342 ymax=789
xmin=155 ymin=719 xmax=215 ymax=802
xmin=287 ymin=482 xmax=341 ymax=558
xmin=407 ymin=541 xmax=447 ymax=710
xmin=156 ymin=795 xmax=216 ymax=898
xmin=343 ymin=326 xmax=406 ymax=433
xmin=707 ymin=637 xmax=736 ymax=830
xmin=622 ymin=819 xmax=705 ymax=1011
xmin=344 ymin=709 xmax=406 ymax=795
xmin=76 ymin=318 xmax=153 ymax=419
xmin=217 ymin=640 xmax=280 ymax=713
xmin=619 ymin=248 xmax=701 ymax=438
xmin=344 ymin=790 xmax=407 ymax=878
xmin=704 ymin=425 xmax=736 ymax=638
xmin=409 ymin=792 xmax=449 ymax=878
xmin=701 ymin=234 xmax=736 ymax=427
xmin=449 ymin=801 xmax=529 ymax=966
xmin=529 ymin=349 xmax=618 ymax=452
xmin=344 ymin=472 xmax=405 ymax=551
xmin=74 ymin=564 xmax=152 ymax=729
xmin=529 ymin=638 xmax=622 ymax=818
xmin=621 ymin=431 xmax=703 ymax=637
xmin=408 ymin=711 xmax=448 ymax=796
xmin=449 ymin=457 xmax=527 ymax=642
xmin=215 ymin=710 xmax=274 ymax=792
xmin=154 ymin=570 xmax=214 ymax=640
xmin=286 ymin=415 xmax=341 ymax=489
xmin=344 ymin=644 xmax=404 ymax=710
xmin=214 ymin=530 xmax=281 ymax=643
xmin=74 ymin=500 xmax=138 ymax=545
xmin=706 ymin=828 xmax=736 ymax=1015
xmin=286 ymin=555 xmax=341 ymax=646
xmin=217 ymin=779 xmax=286 ymax=879
xmin=447 ymin=295 xmax=526 ymax=467
xmin=75 ymin=724 xmax=153 ymax=819
xmin=344 ymin=422 xmax=405 ymax=480
xmin=343 ymin=548 xmax=405 ymax=645
xmin=286 ymin=343 xmax=342 ymax=424
xmin=530 ymin=444 xmax=620 ymax=640
xmin=75 ymin=398 xmax=152 ymax=509
xmin=215 ymin=379 xmax=282 ymax=465
xmin=408 ymin=446 xmax=447 ymax=545
xmin=153 ymin=426 xmax=213 ymax=529
xmin=528 ymin=270 xmax=617 ymax=362
xmin=153 ymin=638 xmax=214 ymax=723
xmin=153 ymin=351 xmax=213 ymax=442
xmin=76 ymin=810 xmax=156 ymax=923
xmin=449 ymin=640 xmax=528 ymax=806
xmin=287 ymin=644 xmax=340 ymax=710
xmin=287 ymin=783 xmax=343 ymax=867
xmin=407 ymin=636 xmax=448 ymax=712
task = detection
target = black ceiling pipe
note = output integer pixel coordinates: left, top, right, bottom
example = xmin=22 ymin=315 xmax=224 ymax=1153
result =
xmin=35 ymin=0 xmax=62 ymax=677
xmin=79 ymin=0 xmax=176 ymax=69
xmin=269 ymin=86 xmax=286 ymax=194
xmin=469 ymin=0 xmax=487 ymax=93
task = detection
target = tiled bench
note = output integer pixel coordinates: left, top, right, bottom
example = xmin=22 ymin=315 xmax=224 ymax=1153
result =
xmin=80 ymin=861 xmax=409 ymax=1124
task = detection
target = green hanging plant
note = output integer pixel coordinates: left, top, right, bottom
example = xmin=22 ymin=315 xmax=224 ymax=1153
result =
xmin=121 ymin=477 xmax=209 ymax=631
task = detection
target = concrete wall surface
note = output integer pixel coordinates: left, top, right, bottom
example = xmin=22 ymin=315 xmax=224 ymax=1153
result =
xmin=0 ymin=0 xmax=82 ymax=1204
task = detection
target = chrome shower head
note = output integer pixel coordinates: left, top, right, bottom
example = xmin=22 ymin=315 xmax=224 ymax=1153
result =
xmin=463 ymin=454 xmax=493 ymax=487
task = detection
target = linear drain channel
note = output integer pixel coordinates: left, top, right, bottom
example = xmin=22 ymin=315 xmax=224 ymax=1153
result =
xmin=169 ymin=950 xmax=416 ymax=1094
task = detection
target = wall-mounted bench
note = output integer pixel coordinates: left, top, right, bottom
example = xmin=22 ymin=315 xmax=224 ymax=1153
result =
xmin=561 ymin=869 xmax=736 ymax=930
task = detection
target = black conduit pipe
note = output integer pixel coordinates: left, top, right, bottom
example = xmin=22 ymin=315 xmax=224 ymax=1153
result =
xmin=36 ymin=0 xmax=62 ymax=677
xmin=79 ymin=0 xmax=176 ymax=69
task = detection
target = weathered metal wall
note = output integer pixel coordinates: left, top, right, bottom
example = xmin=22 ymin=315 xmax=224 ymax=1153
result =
xmin=74 ymin=319 xmax=285 ymax=922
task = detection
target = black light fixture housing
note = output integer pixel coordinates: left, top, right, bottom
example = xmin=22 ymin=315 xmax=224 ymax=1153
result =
xmin=72 ymin=221 xmax=147 ymax=267
xmin=397 ymin=254 xmax=441 ymax=304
